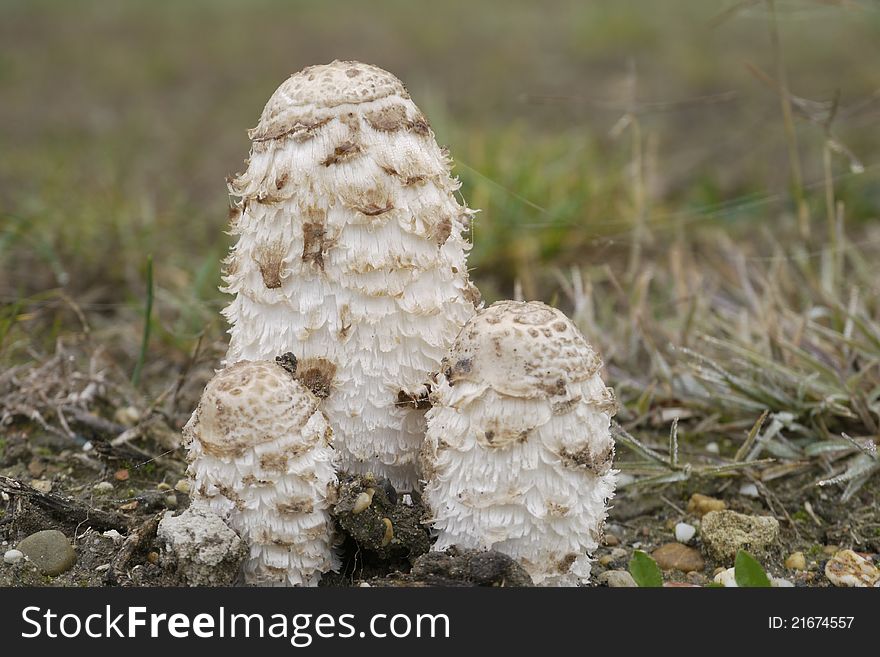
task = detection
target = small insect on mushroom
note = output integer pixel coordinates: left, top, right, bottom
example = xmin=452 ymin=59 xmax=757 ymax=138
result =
xmin=221 ymin=60 xmax=481 ymax=491
xmin=421 ymin=301 xmax=617 ymax=586
xmin=184 ymin=360 xmax=338 ymax=587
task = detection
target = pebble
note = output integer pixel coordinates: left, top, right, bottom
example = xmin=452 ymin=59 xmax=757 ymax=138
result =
xmin=174 ymin=479 xmax=192 ymax=495
xmin=675 ymin=522 xmax=696 ymax=544
xmin=95 ymin=564 xmax=111 ymax=572
xmin=164 ymin=494 xmax=178 ymax=509
xmin=114 ymin=406 xmax=140 ymax=427
xmin=785 ymin=551 xmax=806 ymax=571
xmin=596 ymin=570 xmax=638 ymax=587
xmin=652 ymin=542 xmax=705 ymax=572
xmin=603 ymin=533 xmax=621 ymax=547
xmin=114 ymin=469 xmax=130 ymax=482
xmin=825 ymin=550 xmax=880 ymax=588
xmin=700 ymin=510 xmax=779 ymax=561
xmin=705 ymin=442 xmax=720 ymax=454
xmin=3 ymin=549 xmax=24 ymax=565
xmin=102 ymin=530 xmax=124 ymax=544
xmin=157 ymin=482 xmax=172 ymax=492
xmin=598 ymin=555 xmax=614 ymax=567
xmin=16 ymin=530 xmax=77 ymax=576
xmin=713 ymin=568 xmax=792 ymax=587
xmin=93 ymin=482 xmax=114 ymax=494
xmin=687 ymin=493 xmax=726 ymax=517
xmin=610 ymin=547 xmax=628 ymax=562
xmin=739 ymin=483 xmax=759 ymax=498
xmin=157 ymin=503 xmax=247 ymax=586
xmin=31 ymin=479 xmax=53 ymax=493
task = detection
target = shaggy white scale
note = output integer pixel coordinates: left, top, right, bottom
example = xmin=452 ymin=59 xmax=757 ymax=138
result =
xmin=222 ymin=61 xmax=480 ymax=491
xmin=184 ymin=360 xmax=338 ymax=587
xmin=422 ymin=301 xmax=617 ymax=586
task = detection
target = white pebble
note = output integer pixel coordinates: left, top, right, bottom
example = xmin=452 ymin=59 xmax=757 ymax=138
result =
xmin=739 ymin=483 xmax=759 ymax=498
xmin=3 ymin=549 xmax=24 ymax=565
xmin=93 ymin=481 xmax=114 ymax=494
xmin=714 ymin=567 xmax=737 ymax=587
xmin=706 ymin=442 xmax=720 ymax=454
xmin=675 ymin=522 xmax=697 ymax=544
xmin=772 ymin=577 xmax=794 ymax=587
xmin=102 ymin=530 xmax=124 ymax=544
xmin=95 ymin=564 xmax=111 ymax=572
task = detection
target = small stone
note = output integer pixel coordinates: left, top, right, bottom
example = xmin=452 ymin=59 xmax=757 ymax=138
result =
xmin=652 ymin=542 xmax=705 ymax=572
xmin=785 ymin=551 xmax=806 ymax=571
xmin=822 ymin=545 xmax=841 ymax=556
xmin=164 ymin=494 xmax=178 ymax=509
xmin=95 ymin=564 xmax=111 ymax=572
xmin=598 ymin=555 xmax=614 ymax=567
xmin=147 ymin=551 xmax=160 ymax=565
xmin=772 ymin=577 xmax=794 ymax=587
xmin=102 ymin=530 xmax=124 ymax=544
xmin=157 ymin=483 xmax=172 ymax=492
xmin=700 ymin=510 xmax=780 ymax=561
xmin=174 ymin=479 xmax=192 ymax=495
xmin=119 ymin=500 xmax=139 ymax=511
xmin=157 ymin=503 xmax=247 ymax=586
xmin=675 ymin=522 xmax=696 ymax=544
xmin=114 ymin=469 xmax=130 ymax=482
xmin=714 ymin=567 xmax=737 ymax=587
xmin=686 ymin=571 xmax=707 ymax=585
xmin=687 ymin=493 xmax=726 ymax=517
xmin=31 ymin=479 xmax=53 ymax=493
xmin=603 ymin=533 xmax=620 ymax=547
xmin=596 ymin=570 xmax=638 ymax=587
xmin=705 ymin=442 xmax=720 ymax=454
xmin=739 ymin=483 xmax=759 ymax=498
xmin=610 ymin=547 xmax=628 ymax=562
xmin=93 ymin=482 xmax=114 ymax=494
xmin=3 ymin=549 xmax=24 ymax=565
xmin=114 ymin=406 xmax=140 ymax=426
xmin=16 ymin=530 xmax=77 ymax=576
xmin=825 ymin=550 xmax=880 ymax=588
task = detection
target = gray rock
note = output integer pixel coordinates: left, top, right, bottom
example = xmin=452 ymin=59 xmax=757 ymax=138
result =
xmin=700 ymin=510 xmax=780 ymax=562
xmin=16 ymin=530 xmax=77 ymax=576
xmin=156 ymin=503 xmax=247 ymax=586
xmin=596 ymin=570 xmax=638 ymax=587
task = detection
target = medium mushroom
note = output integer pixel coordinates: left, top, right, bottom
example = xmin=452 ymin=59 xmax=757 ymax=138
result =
xmin=421 ymin=301 xmax=617 ymax=586
xmin=221 ymin=60 xmax=480 ymax=491
xmin=184 ymin=359 xmax=338 ymax=586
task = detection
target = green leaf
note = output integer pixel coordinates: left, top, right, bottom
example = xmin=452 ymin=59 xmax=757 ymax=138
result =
xmin=628 ymin=550 xmax=663 ymax=587
xmin=734 ymin=550 xmax=772 ymax=587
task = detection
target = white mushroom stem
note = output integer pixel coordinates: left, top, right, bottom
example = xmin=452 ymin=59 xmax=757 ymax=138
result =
xmin=184 ymin=360 xmax=338 ymax=587
xmin=222 ymin=61 xmax=480 ymax=491
xmin=421 ymin=301 xmax=617 ymax=586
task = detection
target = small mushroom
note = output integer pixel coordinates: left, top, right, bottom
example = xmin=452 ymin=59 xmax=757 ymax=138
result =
xmin=421 ymin=301 xmax=617 ymax=586
xmin=184 ymin=360 xmax=338 ymax=587
xmin=222 ymin=60 xmax=481 ymax=491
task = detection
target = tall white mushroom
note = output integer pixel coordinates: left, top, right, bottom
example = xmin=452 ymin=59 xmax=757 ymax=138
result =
xmin=184 ymin=359 xmax=338 ymax=587
xmin=421 ymin=301 xmax=617 ymax=586
xmin=222 ymin=61 xmax=480 ymax=491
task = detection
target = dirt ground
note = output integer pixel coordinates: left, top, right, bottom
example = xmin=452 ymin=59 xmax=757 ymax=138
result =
xmin=2 ymin=389 xmax=877 ymax=587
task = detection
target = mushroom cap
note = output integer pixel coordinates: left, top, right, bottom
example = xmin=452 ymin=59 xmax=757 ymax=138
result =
xmin=250 ymin=60 xmax=410 ymax=141
xmin=186 ymin=360 xmax=320 ymax=457
xmin=441 ymin=301 xmax=602 ymax=399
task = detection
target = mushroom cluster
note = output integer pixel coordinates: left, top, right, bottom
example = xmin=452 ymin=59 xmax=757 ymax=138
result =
xmin=182 ymin=61 xmax=618 ymax=587
xmin=221 ymin=60 xmax=480 ymax=491
xmin=184 ymin=360 xmax=338 ymax=587
xmin=420 ymin=301 xmax=617 ymax=585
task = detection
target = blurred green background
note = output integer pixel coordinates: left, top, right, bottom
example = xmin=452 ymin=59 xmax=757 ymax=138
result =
xmin=1 ymin=0 xmax=879 ymax=359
